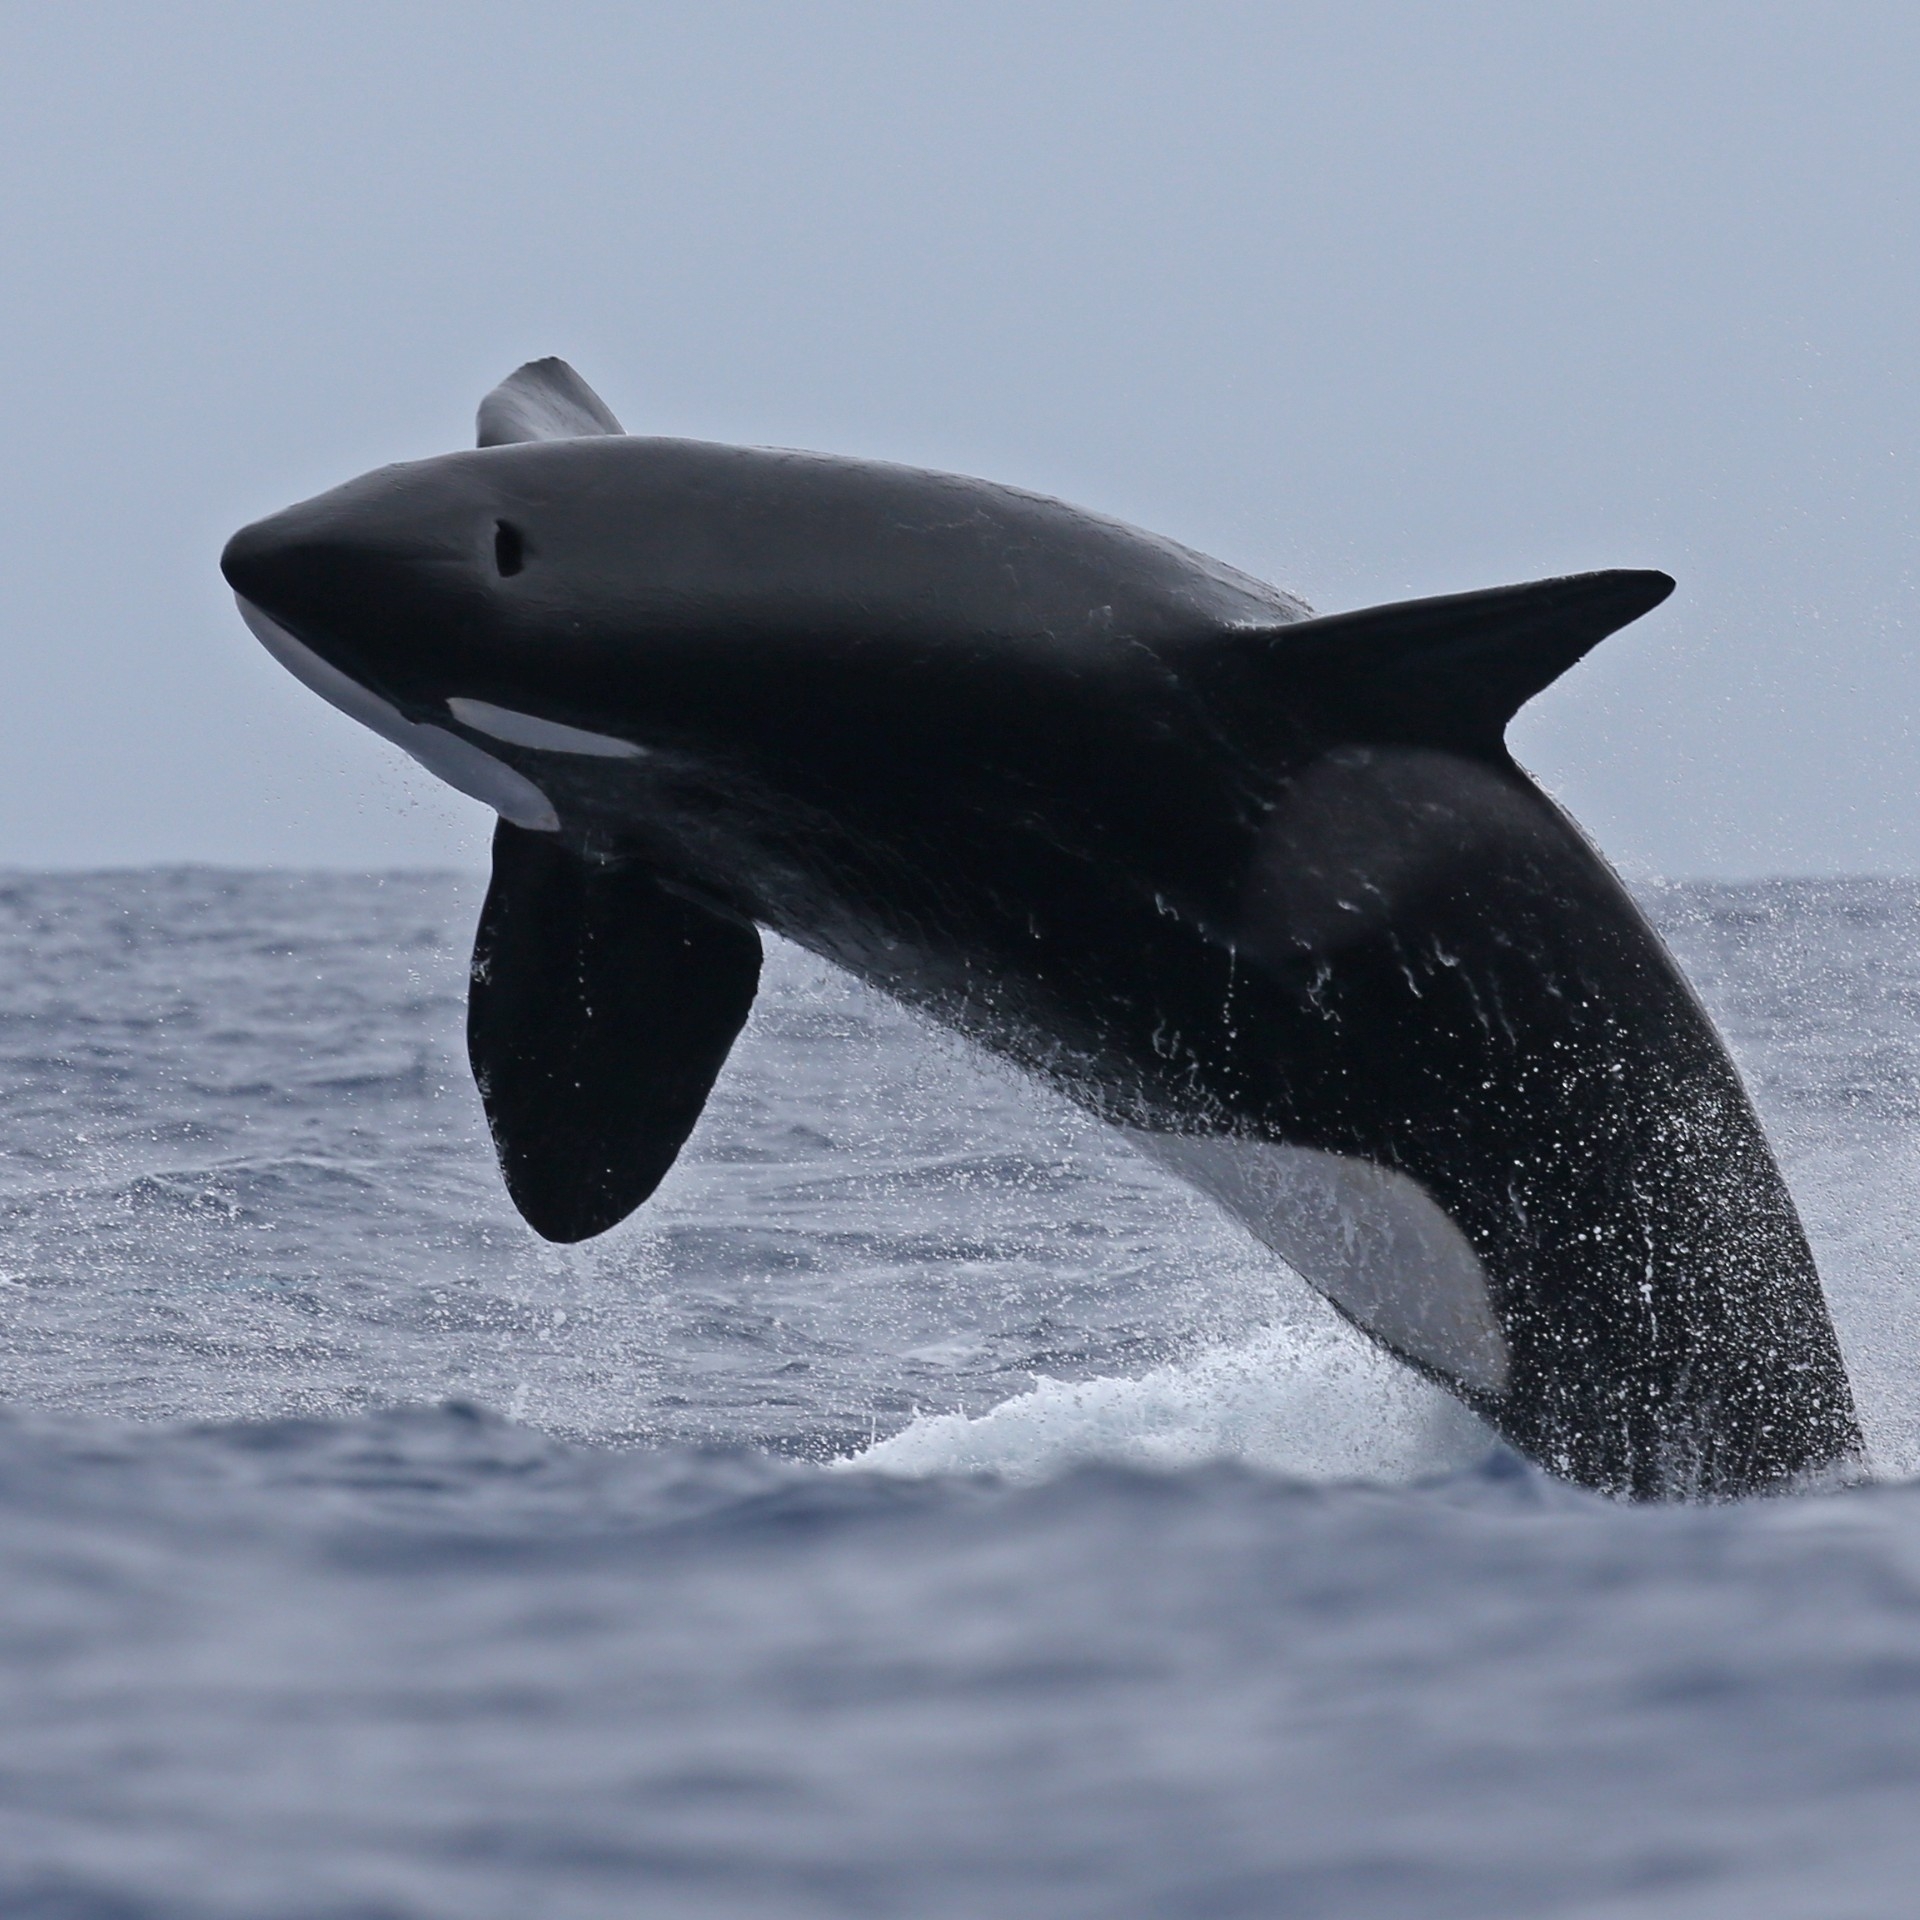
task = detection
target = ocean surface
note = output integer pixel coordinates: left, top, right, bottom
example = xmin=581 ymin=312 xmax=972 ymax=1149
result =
xmin=5 ymin=869 xmax=1920 ymax=1917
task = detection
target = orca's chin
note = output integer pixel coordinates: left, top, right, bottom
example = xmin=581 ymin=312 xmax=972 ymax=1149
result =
xmin=234 ymin=594 xmax=560 ymax=833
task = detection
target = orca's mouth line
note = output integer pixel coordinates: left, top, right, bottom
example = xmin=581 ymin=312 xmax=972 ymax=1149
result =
xmin=234 ymin=594 xmax=561 ymax=832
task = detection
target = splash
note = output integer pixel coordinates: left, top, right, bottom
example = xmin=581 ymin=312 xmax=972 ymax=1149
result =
xmin=838 ymin=1314 xmax=1496 ymax=1484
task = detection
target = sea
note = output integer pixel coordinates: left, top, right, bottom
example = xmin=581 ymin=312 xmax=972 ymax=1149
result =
xmin=4 ymin=867 xmax=1920 ymax=1918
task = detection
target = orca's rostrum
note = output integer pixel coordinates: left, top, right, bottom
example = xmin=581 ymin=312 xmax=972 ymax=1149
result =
xmin=222 ymin=358 xmax=1862 ymax=1499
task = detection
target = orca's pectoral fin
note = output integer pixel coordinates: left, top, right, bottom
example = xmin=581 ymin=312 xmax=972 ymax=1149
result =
xmin=476 ymin=358 xmax=626 ymax=447
xmin=1262 ymin=569 xmax=1676 ymax=752
xmin=468 ymin=822 xmax=762 ymax=1242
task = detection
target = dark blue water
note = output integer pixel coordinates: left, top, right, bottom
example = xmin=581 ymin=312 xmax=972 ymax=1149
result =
xmin=3 ymin=870 xmax=1919 ymax=1917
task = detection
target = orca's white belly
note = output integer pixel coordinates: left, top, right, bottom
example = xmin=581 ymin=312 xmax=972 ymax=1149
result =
xmin=1130 ymin=1132 xmax=1510 ymax=1396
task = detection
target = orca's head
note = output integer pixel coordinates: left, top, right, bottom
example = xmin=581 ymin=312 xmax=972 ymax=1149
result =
xmin=222 ymin=436 xmax=678 ymax=835
xmin=222 ymin=358 xmax=1313 ymax=853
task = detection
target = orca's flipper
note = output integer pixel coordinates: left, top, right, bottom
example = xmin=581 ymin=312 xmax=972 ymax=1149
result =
xmin=1254 ymin=569 xmax=1675 ymax=754
xmin=468 ymin=821 xmax=762 ymax=1242
xmin=476 ymin=358 xmax=626 ymax=447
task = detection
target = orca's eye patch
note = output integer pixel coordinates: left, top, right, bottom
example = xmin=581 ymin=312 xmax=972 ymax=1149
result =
xmin=493 ymin=521 xmax=525 ymax=577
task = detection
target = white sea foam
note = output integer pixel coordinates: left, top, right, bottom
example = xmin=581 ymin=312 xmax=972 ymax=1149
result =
xmin=840 ymin=1314 xmax=1496 ymax=1483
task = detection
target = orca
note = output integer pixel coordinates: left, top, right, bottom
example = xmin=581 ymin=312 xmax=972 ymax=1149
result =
xmin=221 ymin=358 xmax=1863 ymax=1499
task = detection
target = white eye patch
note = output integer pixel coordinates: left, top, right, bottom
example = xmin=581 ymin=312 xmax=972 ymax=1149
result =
xmin=236 ymin=596 xmax=561 ymax=833
xmin=445 ymin=697 xmax=646 ymax=760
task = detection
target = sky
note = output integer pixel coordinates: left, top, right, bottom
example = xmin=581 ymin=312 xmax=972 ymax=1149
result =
xmin=0 ymin=1 xmax=1915 ymax=876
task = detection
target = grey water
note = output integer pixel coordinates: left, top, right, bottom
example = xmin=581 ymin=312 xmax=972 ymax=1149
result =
xmin=5 ymin=870 xmax=1920 ymax=1917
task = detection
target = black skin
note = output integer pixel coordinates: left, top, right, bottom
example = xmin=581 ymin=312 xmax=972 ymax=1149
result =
xmin=222 ymin=380 xmax=1864 ymax=1498
xmin=469 ymin=821 xmax=762 ymax=1242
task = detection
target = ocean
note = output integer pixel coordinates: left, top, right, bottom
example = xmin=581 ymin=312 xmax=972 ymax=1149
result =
xmin=3 ymin=869 xmax=1920 ymax=1917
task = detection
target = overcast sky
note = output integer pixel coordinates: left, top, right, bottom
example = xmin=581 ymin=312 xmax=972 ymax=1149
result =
xmin=1 ymin=2 xmax=1915 ymax=875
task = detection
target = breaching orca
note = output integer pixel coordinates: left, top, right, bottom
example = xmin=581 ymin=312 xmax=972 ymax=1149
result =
xmin=222 ymin=359 xmax=1862 ymax=1499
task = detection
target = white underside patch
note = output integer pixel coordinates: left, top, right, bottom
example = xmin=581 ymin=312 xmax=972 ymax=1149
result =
xmin=445 ymin=697 xmax=645 ymax=760
xmin=236 ymin=596 xmax=560 ymax=832
xmin=1128 ymin=1132 xmax=1510 ymax=1396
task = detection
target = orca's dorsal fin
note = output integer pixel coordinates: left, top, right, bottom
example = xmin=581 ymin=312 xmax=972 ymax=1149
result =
xmin=476 ymin=358 xmax=625 ymax=447
xmin=469 ymin=822 xmax=761 ymax=1242
xmin=1253 ymin=569 xmax=1675 ymax=753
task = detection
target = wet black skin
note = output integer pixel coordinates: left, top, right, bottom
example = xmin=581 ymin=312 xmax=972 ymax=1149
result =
xmin=222 ymin=382 xmax=1863 ymax=1498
